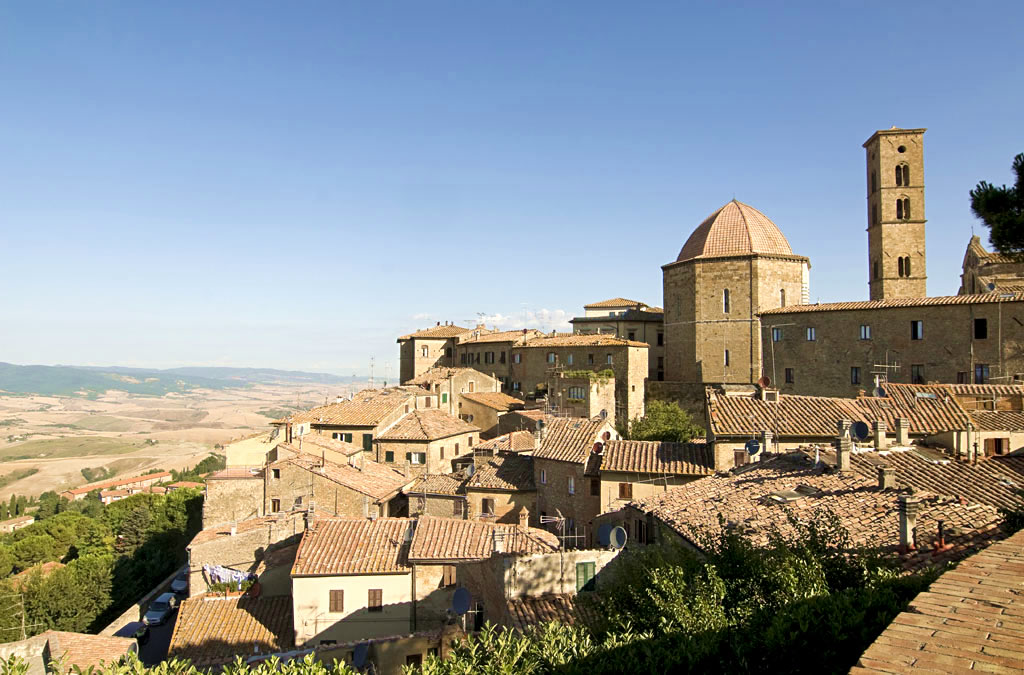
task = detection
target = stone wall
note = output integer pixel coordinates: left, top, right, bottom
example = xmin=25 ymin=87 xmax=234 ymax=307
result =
xmin=464 ymin=488 xmax=535 ymax=526
xmin=376 ymin=431 xmax=477 ymax=476
xmin=203 ymin=475 xmax=263 ymax=528
xmin=265 ymin=461 xmax=382 ymax=518
xmin=533 ymin=459 xmax=599 ymax=546
xmin=598 ymin=471 xmax=699 ymax=514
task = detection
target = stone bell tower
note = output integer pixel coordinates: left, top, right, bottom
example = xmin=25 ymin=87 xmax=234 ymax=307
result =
xmin=864 ymin=127 xmax=927 ymax=300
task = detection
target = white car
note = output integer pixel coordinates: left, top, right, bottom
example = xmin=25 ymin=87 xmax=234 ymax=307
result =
xmin=170 ymin=569 xmax=189 ymax=595
xmin=143 ymin=593 xmax=177 ymax=626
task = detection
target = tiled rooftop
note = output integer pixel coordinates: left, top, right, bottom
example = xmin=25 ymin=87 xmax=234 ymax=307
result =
xmin=406 ymin=366 xmax=487 ymax=386
xmin=466 ymin=453 xmax=535 ymax=491
xmin=206 ymin=467 xmax=264 ymax=480
xmin=168 ymin=595 xmax=294 ymax=667
xmin=583 ymin=298 xmax=648 ymax=309
xmin=291 ymin=518 xmax=413 ymax=576
xmin=408 ymin=516 xmax=558 ymax=562
xmin=282 ymin=433 xmax=364 ymax=457
xmin=853 ymin=528 xmax=1024 ymax=673
xmin=398 ymin=324 xmax=472 ymax=340
xmin=458 ymin=329 xmax=544 ymax=345
xmin=377 ymin=409 xmax=478 ymax=441
xmin=188 ymin=515 xmax=279 ymax=547
xmin=676 ymin=200 xmax=797 ymax=263
xmin=475 ymin=430 xmax=536 ymax=454
xmin=760 ymin=291 xmax=1024 ymax=315
xmin=521 ymin=334 xmax=648 ymax=348
xmin=61 ymin=471 xmax=172 ymax=496
xmin=42 ymin=631 xmax=136 ymax=671
xmin=533 ymin=417 xmax=610 ymax=465
xmin=461 ymin=391 xmax=525 ymax=411
xmin=406 ymin=472 xmax=467 ymax=497
xmin=505 ymin=593 xmax=603 ymax=632
xmin=287 ymin=387 xmax=423 ymax=427
xmin=271 ymin=453 xmax=407 ymax=501
xmin=631 ymin=452 xmax=1003 ymax=572
xmin=600 ymin=440 xmax=715 ymax=476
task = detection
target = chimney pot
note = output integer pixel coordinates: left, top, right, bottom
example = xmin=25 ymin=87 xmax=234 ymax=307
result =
xmin=877 ymin=465 xmax=896 ymax=490
xmin=873 ymin=420 xmax=889 ymax=451
xmin=835 ymin=436 xmax=852 ymax=473
xmin=519 ymin=508 xmax=529 ymax=528
xmin=898 ymin=494 xmax=920 ymax=551
xmin=895 ymin=418 xmax=911 ymax=446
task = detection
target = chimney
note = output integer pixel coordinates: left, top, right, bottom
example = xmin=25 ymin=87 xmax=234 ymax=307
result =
xmin=898 ymin=494 xmax=920 ymax=551
xmin=877 ymin=465 xmax=896 ymax=490
xmin=895 ymin=418 xmax=910 ymax=446
xmin=835 ymin=420 xmax=852 ymax=473
xmin=230 ymin=522 xmax=237 ymax=537
xmin=492 ymin=530 xmax=505 ymax=554
xmin=760 ymin=430 xmax=773 ymax=457
xmin=518 ymin=508 xmax=530 ymax=528
xmin=873 ymin=420 xmax=888 ymax=451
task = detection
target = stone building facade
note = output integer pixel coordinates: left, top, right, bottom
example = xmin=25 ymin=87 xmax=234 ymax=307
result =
xmin=571 ymin=298 xmax=665 ymax=382
xmin=455 ymin=329 xmax=545 ymax=386
xmin=397 ymin=323 xmax=472 ymax=383
xmin=264 ymin=453 xmax=407 ymax=518
xmin=759 ymin=293 xmax=1024 ymax=397
xmin=203 ymin=469 xmax=265 ymax=528
xmin=960 ymin=235 xmax=1024 ymax=295
xmin=374 ymin=409 xmax=480 ymax=475
xmin=865 ymin=128 xmax=927 ymax=300
xmin=662 ymin=200 xmax=809 ymax=387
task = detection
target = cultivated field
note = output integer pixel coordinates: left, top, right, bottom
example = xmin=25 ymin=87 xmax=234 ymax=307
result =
xmin=0 ymin=382 xmax=357 ymax=498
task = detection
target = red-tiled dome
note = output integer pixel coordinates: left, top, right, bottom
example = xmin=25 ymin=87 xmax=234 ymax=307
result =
xmin=676 ymin=200 xmax=793 ymax=262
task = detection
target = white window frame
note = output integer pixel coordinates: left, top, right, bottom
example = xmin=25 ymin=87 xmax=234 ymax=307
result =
xmin=806 ymin=327 xmax=816 ymax=341
xmin=859 ymin=325 xmax=871 ymax=340
xmin=568 ymin=476 xmax=575 ymax=495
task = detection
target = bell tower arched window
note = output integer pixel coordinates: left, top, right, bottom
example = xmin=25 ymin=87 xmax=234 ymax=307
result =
xmin=898 ymin=257 xmax=904 ymax=277
xmin=780 ymin=289 xmax=786 ymax=307
xmin=723 ymin=289 xmax=730 ymax=314
xmin=896 ymin=197 xmax=911 ymax=220
xmin=904 ymin=256 xmax=911 ymax=276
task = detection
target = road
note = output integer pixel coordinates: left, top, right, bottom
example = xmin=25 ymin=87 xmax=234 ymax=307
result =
xmin=140 ymin=610 xmax=177 ymax=665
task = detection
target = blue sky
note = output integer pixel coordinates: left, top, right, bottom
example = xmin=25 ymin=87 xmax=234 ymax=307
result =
xmin=1 ymin=2 xmax=1021 ymax=377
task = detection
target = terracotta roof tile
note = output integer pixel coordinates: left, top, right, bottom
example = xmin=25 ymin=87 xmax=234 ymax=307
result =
xmin=408 ymin=515 xmax=558 ymax=562
xmin=188 ymin=515 xmax=280 ymax=547
xmin=398 ymin=325 xmax=473 ymax=340
xmin=461 ymin=391 xmax=525 ymax=411
xmin=475 ymin=430 xmax=536 ymax=453
xmin=522 ymin=334 xmax=648 ymax=348
xmin=467 ymin=454 xmax=535 ymax=491
xmin=271 ymin=453 xmax=408 ymax=501
xmin=42 ymin=631 xmax=136 ymax=671
xmin=206 ymin=467 xmax=264 ymax=480
xmin=288 ymin=387 xmax=422 ymax=426
xmin=168 ymin=595 xmax=293 ymax=667
xmin=407 ymin=366 xmax=489 ymax=386
xmin=505 ymin=593 xmax=603 ymax=632
xmin=583 ymin=298 xmax=648 ymax=309
xmin=854 ymin=528 xmax=1024 ymax=673
xmin=600 ymin=440 xmax=714 ymax=476
xmin=632 ymin=452 xmax=1003 ymax=572
xmin=406 ymin=472 xmax=467 ymax=496
xmin=377 ymin=409 xmax=478 ymax=441
xmin=760 ymin=292 xmax=1024 ymax=315
xmin=457 ymin=329 xmax=545 ymax=345
xmin=62 ymin=471 xmax=172 ymax=496
xmin=966 ymin=410 xmax=1024 ymax=431
xmin=292 ymin=518 xmax=413 ymax=576
xmin=533 ymin=417 xmax=610 ymax=464
xmin=676 ymin=200 xmax=796 ymax=263
xmin=281 ymin=433 xmax=364 ymax=457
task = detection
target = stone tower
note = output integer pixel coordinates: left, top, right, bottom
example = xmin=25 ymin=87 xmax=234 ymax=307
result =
xmin=662 ymin=200 xmax=809 ymax=385
xmin=864 ymin=127 xmax=927 ymax=300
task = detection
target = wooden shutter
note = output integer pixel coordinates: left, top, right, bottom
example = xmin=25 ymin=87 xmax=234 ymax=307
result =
xmin=618 ymin=483 xmax=632 ymax=500
xmin=368 ymin=589 xmax=383 ymax=612
xmin=329 ymin=589 xmax=344 ymax=613
xmin=442 ymin=565 xmax=456 ymax=587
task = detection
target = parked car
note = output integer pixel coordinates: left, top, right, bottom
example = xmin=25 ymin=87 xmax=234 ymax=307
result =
xmin=143 ymin=592 xmax=177 ymax=626
xmin=114 ymin=621 xmax=150 ymax=645
xmin=170 ymin=568 xmax=189 ymax=595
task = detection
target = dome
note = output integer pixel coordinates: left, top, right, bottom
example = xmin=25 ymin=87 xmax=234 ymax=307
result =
xmin=676 ymin=200 xmax=794 ymax=262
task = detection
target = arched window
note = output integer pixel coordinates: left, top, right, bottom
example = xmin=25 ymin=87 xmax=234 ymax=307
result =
xmin=723 ymin=289 xmax=730 ymax=314
xmin=904 ymin=256 xmax=911 ymax=276
xmin=896 ymin=198 xmax=903 ymax=220
xmin=902 ymin=198 xmax=911 ymax=219
xmin=901 ymin=164 xmax=910 ymax=186
xmin=780 ymin=289 xmax=786 ymax=307
xmin=895 ymin=165 xmax=903 ymax=186
xmin=871 ymin=171 xmax=877 ymax=193
xmin=898 ymin=257 xmax=904 ymax=278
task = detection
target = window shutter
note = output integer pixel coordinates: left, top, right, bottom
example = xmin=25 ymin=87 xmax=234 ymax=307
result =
xmin=368 ymin=589 xmax=383 ymax=611
xmin=329 ymin=589 xmax=344 ymax=613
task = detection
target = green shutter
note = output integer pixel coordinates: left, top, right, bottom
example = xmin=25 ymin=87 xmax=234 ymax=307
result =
xmin=575 ymin=562 xmax=596 ymax=592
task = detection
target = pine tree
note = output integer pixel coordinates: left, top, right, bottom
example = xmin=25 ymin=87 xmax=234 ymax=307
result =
xmin=971 ymin=153 xmax=1024 ymax=258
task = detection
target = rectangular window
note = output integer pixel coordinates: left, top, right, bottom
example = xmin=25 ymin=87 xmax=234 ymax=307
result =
xmin=975 ymin=364 xmax=990 ymax=384
xmin=657 ymin=333 xmax=664 ymax=346
xmin=474 ymin=353 xmax=480 ymax=364
xmin=294 ymin=496 xmax=303 ymax=508
xmin=910 ymin=320 xmax=923 ymax=340
xmin=724 ymin=349 xmax=730 ymax=367
xmin=806 ymin=327 xmax=816 ymax=341
xmin=453 ymin=499 xmax=463 ymax=517
xmin=974 ymin=318 xmax=988 ymax=339
xmin=407 ymin=452 xmax=426 ymax=465
xmin=385 ymin=451 xmax=394 ymax=463
xmin=636 ymin=519 xmax=648 ymax=544
xmin=567 ymin=354 xmax=574 ymax=365
xmin=590 ymin=478 xmax=600 ymax=496
xmin=772 ymin=327 xmax=782 ymax=342
xmin=618 ymin=483 xmax=633 ymax=500
xmin=362 ymin=434 xmax=373 ymax=452
xmin=513 ymin=353 xmax=521 ymax=364
xmin=567 ymin=386 xmax=585 ymax=399
xmin=368 ymin=589 xmax=383 ymax=612
xmin=468 ymin=381 xmax=475 ymax=393
xmin=587 ymin=353 xmax=594 ymax=365
xmin=957 ymin=371 xmax=969 ymax=384
xmin=441 ymin=392 xmax=448 ymax=403
xmin=441 ymin=565 xmax=456 ymax=587
xmin=440 ymin=446 xmax=445 ymax=459
xmin=271 ymin=498 xmax=281 ymax=512
xmin=499 ymin=351 xmax=506 ymax=363
xmin=785 ymin=368 xmax=794 ymax=384
xmin=860 ymin=325 xmax=872 ymax=340
xmin=627 ymin=331 xmax=636 ymax=341
xmin=734 ymin=449 xmax=747 ymax=467
xmin=657 ymin=356 xmax=664 ymax=369
xmin=329 ymin=590 xmax=344 ymax=613
xmin=271 ymin=468 xmax=280 ymax=479
xmin=575 ymin=561 xmax=596 ymax=592
xmin=421 ymin=346 xmax=429 ymax=357
xmin=911 ymin=364 xmax=925 ymax=384
xmin=723 ymin=289 xmax=731 ymax=314
xmin=568 ymin=476 xmax=575 ymax=495
xmin=851 ymin=367 xmax=861 ymax=385
xmin=406 ymin=655 xmax=423 ymax=668
xmin=481 ymin=498 xmax=495 ymax=515
xmin=540 ymin=468 xmax=546 ymax=484
xmin=460 ymin=354 xmax=467 ymax=364
xmin=512 ymin=381 xmax=521 ymax=391
xmin=484 ymin=352 xmax=494 ymax=364
xmin=547 ymin=352 xmax=556 ymax=364
xmin=606 ymin=354 xmax=613 ymax=365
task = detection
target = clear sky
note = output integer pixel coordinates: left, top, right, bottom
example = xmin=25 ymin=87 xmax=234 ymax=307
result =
xmin=2 ymin=2 xmax=1022 ymax=377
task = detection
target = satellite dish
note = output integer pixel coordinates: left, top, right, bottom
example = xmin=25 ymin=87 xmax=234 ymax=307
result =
xmin=592 ymin=442 xmax=603 ymax=454
xmin=597 ymin=524 xmax=612 ymax=547
xmin=757 ymin=375 xmax=771 ymax=388
xmin=465 ymin=463 xmax=476 ymax=477
xmin=851 ymin=421 xmax=870 ymax=442
xmin=988 ymin=282 xmax=997 ymax=291
xmin=610 ymin=526 xmax=628 ymax=549
xmin=452 ymin=587 xmax=471 ymax=616
xmin=745 ymin=439 xmax=760 ymax=455
xmin=353 ymin=643 xmax=369 ymax=668
xmin=875 ymin=387 xmax=887 ymax=398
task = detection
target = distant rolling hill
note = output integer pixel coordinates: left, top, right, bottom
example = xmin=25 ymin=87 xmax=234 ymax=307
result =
xmin=0 ymin=362 xmax=356 ymax=397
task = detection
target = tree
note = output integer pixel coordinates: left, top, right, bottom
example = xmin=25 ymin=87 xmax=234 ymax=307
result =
xmin=970 ymin=153 xmax=1024 ymax=258
xmin=625 ymin=400 xmax=704 ymax=443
